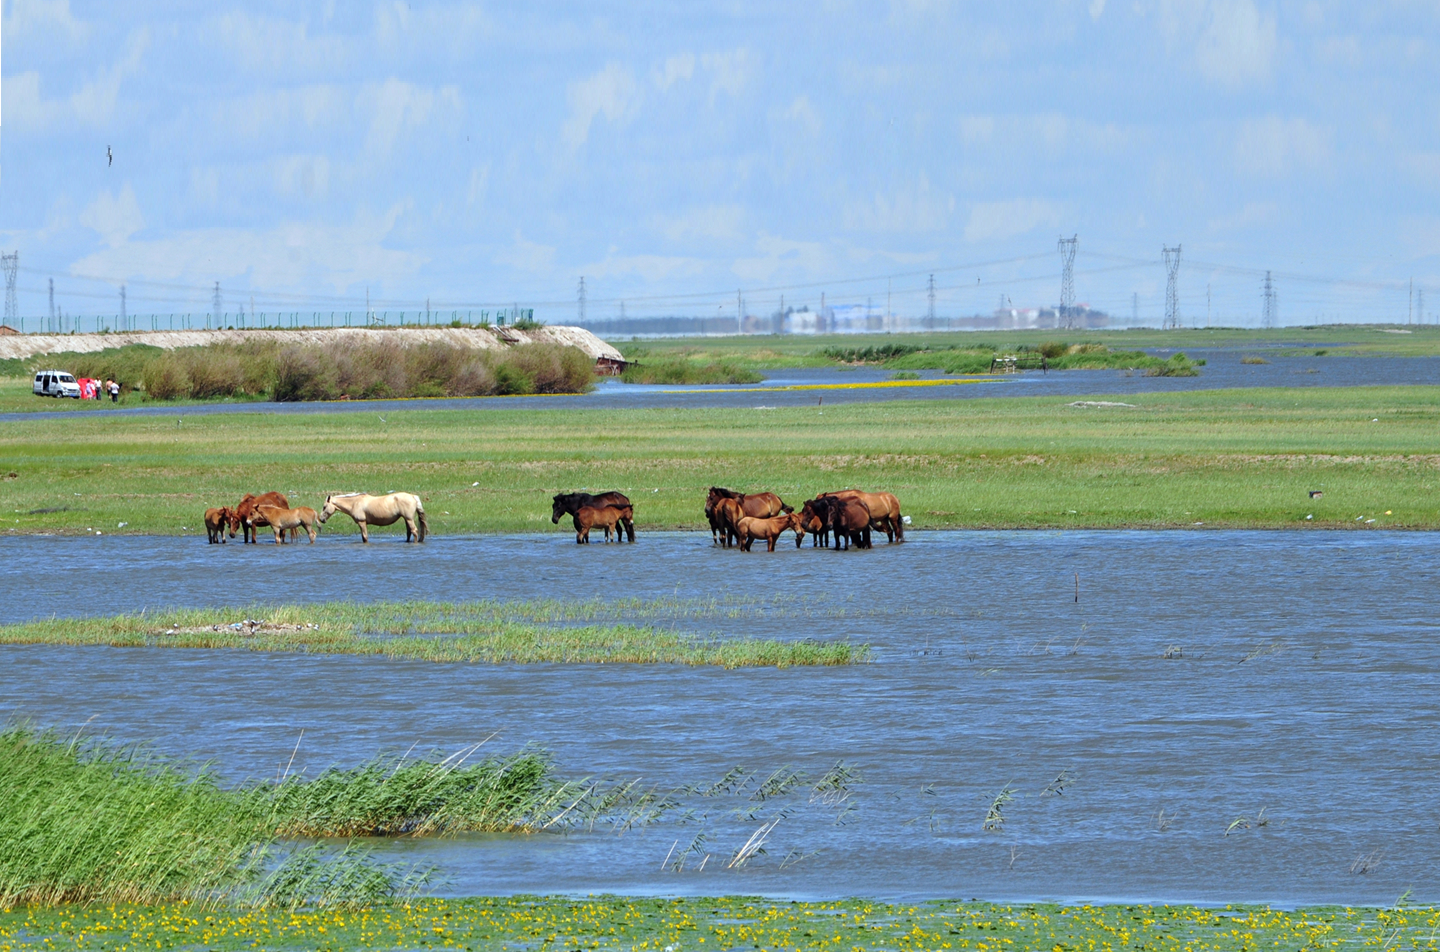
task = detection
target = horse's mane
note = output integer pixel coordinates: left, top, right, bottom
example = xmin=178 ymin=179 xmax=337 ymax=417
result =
xmin=708 ymin=486 xmax=740 ymax=499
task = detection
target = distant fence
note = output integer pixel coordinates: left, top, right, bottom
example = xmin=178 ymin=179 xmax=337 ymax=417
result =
xmin=6 ymin=308 xmax=536 ymax=336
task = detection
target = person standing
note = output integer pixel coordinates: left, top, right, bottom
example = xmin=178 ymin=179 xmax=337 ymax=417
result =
xmin=107 ymin=379 xmax=120 ymax=402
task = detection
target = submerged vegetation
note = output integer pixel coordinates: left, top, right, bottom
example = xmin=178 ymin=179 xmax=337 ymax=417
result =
xmin=0 ymin=600 xmax=867 ymax=668
xmin=0 ymin=894 xmax=1432 ymax=950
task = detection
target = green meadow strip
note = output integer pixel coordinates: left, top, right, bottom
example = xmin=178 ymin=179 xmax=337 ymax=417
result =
xmin=0 ymin=600 xmax=868 ymax=668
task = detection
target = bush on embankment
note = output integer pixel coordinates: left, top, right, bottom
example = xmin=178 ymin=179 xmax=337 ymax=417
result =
xmin=619 ymin=351 xmax=763 ymax=384
xmin=30 ymin=339 xmax=595 ymax=402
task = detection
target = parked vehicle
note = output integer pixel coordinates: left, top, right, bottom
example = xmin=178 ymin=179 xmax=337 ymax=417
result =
xmin=33 ymin=370 xmax=82 ymax=398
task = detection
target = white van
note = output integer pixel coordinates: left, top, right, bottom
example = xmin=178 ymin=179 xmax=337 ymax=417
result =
xmin=33 ymin=370 xmax=82 ymax=398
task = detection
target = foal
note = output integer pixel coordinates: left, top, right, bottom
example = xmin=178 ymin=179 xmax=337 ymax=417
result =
xmin=572 ymin=504 xmax=632 ymax=544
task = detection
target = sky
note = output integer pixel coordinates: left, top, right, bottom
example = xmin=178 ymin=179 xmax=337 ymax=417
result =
xmin=2 ymin=0 xmax=1438 ymax=327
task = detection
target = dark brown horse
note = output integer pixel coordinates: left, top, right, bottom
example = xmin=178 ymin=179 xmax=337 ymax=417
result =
xmin=820 ymin=490 xmax=903 ymax=542
xmin=553 ymin=491 xmax=635 ymax=541
xmin=796 ymin=499 xmax=830 ymax=548
xmin=235 ymin=492 xmax=290 ymax=543
xmin=572 ymin=504 xmax=632 ymax=544
xmin=705 ymin=487 xmax=791 ymax=545
xmin=811 ymin=495 xmax=872 ymax=551
xmin=712 ymin=497 xmax=746 ymax=548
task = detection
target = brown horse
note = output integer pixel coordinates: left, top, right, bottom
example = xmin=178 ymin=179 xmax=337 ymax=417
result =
xmin=255 ymin=504 xmax=319 ymax=544
xmin=821 ymin=490 xmax=903 ymax=542
xmin=812 ymin=496 xmax=872 ymax=550
xmin=552 ymin=491 xmax=634 ymax=542
xmin=736 ymin=512 xmax=805 ymax=552
xmin=796 ymin=499 xmax=830 ymax=548
xmin=705 ymin=487 xmax=790 ymax=545
xmin=572 ymin=504 xmax=632 ymax=543
xmin=204 ymin=507 xmax=234 ymax=544
xmin=235 ymin=492 xmax=290 ymax=543
xmin=712 ymin=497 xmax=747 ymax=548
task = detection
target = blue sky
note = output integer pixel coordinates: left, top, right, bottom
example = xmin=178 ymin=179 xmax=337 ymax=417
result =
xmin=2 ymin=1 xmax=1438 ymax=326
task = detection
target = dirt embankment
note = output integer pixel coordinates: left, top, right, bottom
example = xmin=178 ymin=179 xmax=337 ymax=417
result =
xmin=0 ymin=325 xmax=624 ymax=364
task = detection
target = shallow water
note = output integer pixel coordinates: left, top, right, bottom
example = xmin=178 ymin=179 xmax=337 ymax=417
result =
xmin=6 ymin=350 xmax=1438 ymax=420
xmin=3 ymin=530 xmax=1438 ymax=905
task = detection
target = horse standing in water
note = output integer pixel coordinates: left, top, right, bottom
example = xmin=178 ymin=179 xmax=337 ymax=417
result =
xmin=572 ymin=504 xmax=633 ymax=543
xmin=235 ymin=492 xmax=290 ymax=543
xmin=255 ymin=504 xmax=320 ymax=544
xmin=319 ymin=492 xmax=428 ymax=543
xmin=820 ymin=490 xmax=904 ymax=543
xmin=705 ymin=487 xmax=790 ymax=545
xmin=552 ymin=491 xmax=635 ymax=541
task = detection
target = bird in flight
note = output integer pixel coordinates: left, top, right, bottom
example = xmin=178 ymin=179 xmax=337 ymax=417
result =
xmin=107 ymin=146 xmax=112 ymax=167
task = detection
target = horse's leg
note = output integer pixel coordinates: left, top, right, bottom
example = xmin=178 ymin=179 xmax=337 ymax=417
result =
xmin=359 ymin=521 xmax=369 ymax=543
xmin=306 ymin=523 xmax=316 ymax=543
xmin=767 ymin=534 xmax=777 ymax=552
xmin=404 ymin=517 xmax=415 ymax=542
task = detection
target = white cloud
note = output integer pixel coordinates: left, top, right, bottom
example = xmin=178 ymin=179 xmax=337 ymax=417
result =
xmin=963 ymin=198 xmax=1062 ymax=243
xmin=1089 ymin=0 xmax=1107 ymax=18
xmin=562 ymin=63 xmax=639 ymax=148
xmin=71 ymin=205 xmax=423 ymax=295
xmin=494 ymin=233 xmax=557 ymax=276
xmin=70 ymin=28 xmax=150 ymax=126
xmin=8 ymin=29 xmax=149 ymax=131
xmin=583 ymin=254 xmax=707 ymax=283
xmin=1207 ymin=201 xmax=1278 ymax=231
xmin=731 ymin=234 xmax=831 ymax=284
xmin=361 ymin=79 xmax=461 ymax=158
xmin=959 ymin=115 xmax=995 ymax=144
xmin=4 ymin=0 xmax=86 ymax=43
xmin=844 ymin=174 xmax=955 ymax=233
xmin=653 ymin=53 xmax=696 ymax=91
xmin=700 ymin=49 xmax=755 ymax=102
xmin=466 ymin=165 xmax=490 ymax=207
xmin=79 ymin=184 xmax=145 ymax=247
xmin=1157 ymin=0 xmax=1277 ymax=87
xmin=274 ymin=155 xmax=331 ymax=201
xmin=651 ymin=205 xmax=746 ymax=242
xmin=1233 ymin=115 xmax=1330 ymax=176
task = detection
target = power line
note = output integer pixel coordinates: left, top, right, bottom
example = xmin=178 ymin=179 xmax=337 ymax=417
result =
xmin=1057 ymin=235 xmax=1077 ymax=329
xmin=1162 ymin=245 xmax=1181 ymax=329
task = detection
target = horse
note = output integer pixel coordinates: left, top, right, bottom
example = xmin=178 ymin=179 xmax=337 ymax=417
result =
xmin=706 ymin=487 xmax=790 ymax=545
xmin=812 ymin=495 xmax=872 ymax=551
xmin=552 ymin=491 xmax=634 ymax=542
xmin=796 ymin=499 xmax=830 ymax=549
xmin=319 ymin=492 xmax=428 ymax=543
xmin=736 ymin=512 xmax=805 ymax=552
xmin=712 ymin=497 xmax=747 ymax=548
xmin=235 ymin=492 xmax=290 ymax=544
xmin=572 ymin=504 xmax=632 ymax=544
xmin=255 ymin=504 xmax=319 ymax=544
xmin=204 ymin=507 xmax=234 ymax=544
xmin=821 ymin=490 xmax=904 ymax=542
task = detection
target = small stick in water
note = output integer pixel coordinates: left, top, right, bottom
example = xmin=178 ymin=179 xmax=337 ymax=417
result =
xmin=1074 ymin=572 xmax=1079 ymax=603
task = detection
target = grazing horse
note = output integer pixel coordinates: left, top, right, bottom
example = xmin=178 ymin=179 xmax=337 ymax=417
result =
xmin=736 ymin=512 xmax=805 ymax=552
xmin=552 ymin=491 xmax=634 ymax=542
xmin=319 ymin=492 xmax=428 ymax=543
xmin=821 ymin=490 xmax=904 ymax=542
xmin=235 ymin=492 xmax=290 ymax=544
xmin=572 ymin=504 xmax=632 ymax=543
xmin=812 ymin=496 xmax=872 ymax=551
xmin=796 ymin=499 xmax=830 ymax=549
xmin=255 ymin=504 xmax=319 ymax=544
xmin=204 ymin=507 xmax=234 ymax=544
xmin=705 ymin=487 xmax=791 ymax=545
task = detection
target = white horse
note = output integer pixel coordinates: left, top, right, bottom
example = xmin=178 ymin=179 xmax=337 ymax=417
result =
xmin=319 ymin=492 xmax=428 ymax=543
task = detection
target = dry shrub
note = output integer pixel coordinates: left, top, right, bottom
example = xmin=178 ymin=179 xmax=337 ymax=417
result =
xmin=274 ymin=346 xmax=340 ymax=401
xmin=184 ymin=349 xmax=246 ymax=398
xmin=501 ymin=342 xmax=594 ymax=393
xmin=141 ymin=355 xmax=192 ymax=400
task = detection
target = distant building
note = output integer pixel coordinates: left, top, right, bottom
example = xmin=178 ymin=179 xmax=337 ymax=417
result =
xmin=0 ymin=325 xmax=18 ymax=336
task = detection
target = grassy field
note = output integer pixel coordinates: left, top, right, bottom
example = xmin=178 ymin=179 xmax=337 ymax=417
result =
xmin=0 ymin=600 xmax=866 ymax=668
xmin=0 ymin=895 xmax=1430 ymax=951
xmin=1 ymin=385 xmax=1437 ymax=533
xmin=614 ymin=323 xmax=1440 ymax=367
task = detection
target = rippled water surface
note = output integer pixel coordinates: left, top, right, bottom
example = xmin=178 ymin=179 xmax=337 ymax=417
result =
xmin=3 ymin=530 xmax=1438 ymax=904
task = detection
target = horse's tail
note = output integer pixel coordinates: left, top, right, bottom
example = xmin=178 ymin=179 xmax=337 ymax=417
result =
xmin=892 ymin=496 xmax=904 ymax=541
xmin=417 ymin=503 xmax=428 ymax=543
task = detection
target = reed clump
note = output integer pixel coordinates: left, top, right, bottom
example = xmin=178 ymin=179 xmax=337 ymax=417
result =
xmin=0 ymin=601 xmax=868 ymax=668
xmin=620 ymin=355 xmax=762 ymax=385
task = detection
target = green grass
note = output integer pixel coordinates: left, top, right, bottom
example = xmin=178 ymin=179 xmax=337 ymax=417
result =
xmin=0 ymin=601 xmax=867 ymax=668
xmin=1 ymin=386 xmax=1438 ymax=532
xmin=618 ymin=352 xmax=763 ymax=384
xmin=0 ymin=896 xmax=1431 ymax=950
xmin=0 ymin=726 xmax=434 ymax=908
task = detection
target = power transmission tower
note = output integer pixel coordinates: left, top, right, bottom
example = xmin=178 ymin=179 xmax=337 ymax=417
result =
xmin=2 ymin=252 xmax=17 ymax=327
xmin=1408 ymin=278 xmax=1413 ymax=325
xmin=48 ymin=278 xmax=55 ymax=332
xmin=1057 ymin=235 xmax=1077 ymax=328
xmin=1418 ymin=288 xmax=1425 ymax=325
xmin=927 ymin=274 xmax=936 ymax=328
xmin=120 ymin=285 xmax=127 ymax=331
xmin=1261 ymin=271 xmax=1277 ymax=328
xmin=577 ymin=277 xmax=586 ymax=323
xmin=213 ymin=282 xmax=222 ymax=329
xmin=1162 ymin=245 xmax=1182 ymax=329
